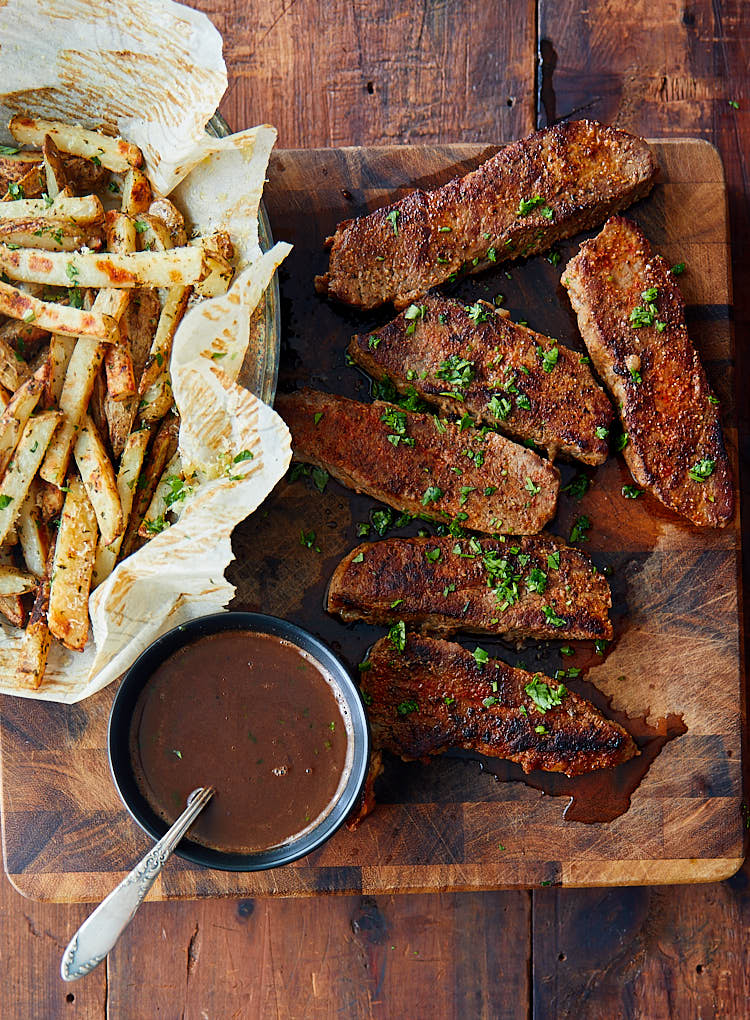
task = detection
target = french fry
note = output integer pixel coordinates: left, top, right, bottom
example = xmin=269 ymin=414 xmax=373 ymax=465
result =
xmin=0 ymin=317 xmax=49 ymax=354
xmin=0 ymin=410 xmax=60 ymax=545
xmin=18 ymin=486 xmax=50 ymax=577
xmin=148 ymin=198 xmax=187 ymax=247
xmin=121 ymin=168 xmax=152 ymax=215
xmin=104 ymin=289 xmax=160 ymax=456
xmin=0 ymin=218 xmax=90 ymax=251
xmin=92 ymin=427 xmax=150 ymax=586
xmin=103 ymin=213 xmax=136 ymax=400
xmin=0 ymin=365 xmax=47 ymax=475
xmin=0 ymin=244 xmax=228 ymax=291
xmin=0 ymin=565 xmax=36 ymax=595
xmin=73 ymin=415 xmax=123 ymax=546
xmin=0 ymin=385 xmax=9 ymax=412
xmin=120 ymin=415 xmax=179 ymax=557
xmin=47 ymin=476 xmax=97 ymax=651
xmin=47 ymin=333 xmax=76 ymax=403
xmin=134 ymin=213 xmax=172 ymax=252
xmin=42 ymin=133 xmax=69 ymax=198
xmin=15 ymin=569 xmax=51 ymax=690
xmin=0 ymin=335 xmax=30 ymax=392
xmin=0 ymin=193 xmax=103 ymax=224
xmin=2 ymin=162 xmax=45 ymax=201
xmin=138 ymin=285 xmax=190 ymax=398
xmin=9 ymin=116 xmax=143 ymax=173
xmin=139 ymin=452 xmax=180 ymax=537
xmin=0 ymin=280 xmax=118 ymax=341
xmin=0 ymin=551 xmax=26 ymax=627
xmin=36 ymin=478 xmax=64 ymax=521
xmin=39 ymin=337 xmax=106 ymax=486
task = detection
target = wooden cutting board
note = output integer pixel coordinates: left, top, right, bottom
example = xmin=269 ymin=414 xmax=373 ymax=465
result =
xmin=0 ymin=140 xmax=744 ymax=902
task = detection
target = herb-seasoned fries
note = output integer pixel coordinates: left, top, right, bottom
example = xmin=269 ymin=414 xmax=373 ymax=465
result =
xmin=0 ymin=114 xmax=244 ymax=690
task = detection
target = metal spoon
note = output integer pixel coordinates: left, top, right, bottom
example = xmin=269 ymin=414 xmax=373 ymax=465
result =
xmin=60 ymin=786 xmax=214 ymax=982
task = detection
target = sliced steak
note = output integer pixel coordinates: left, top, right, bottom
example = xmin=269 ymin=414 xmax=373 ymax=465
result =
xmin=350 ymin=294 xmax=613 ymax=464
xmin=328 ymin=534 xmax=613 ymax=641
xmin=362 ymin=633 xmax=637 ymax=776
xmin=563 ymin=216 xmax=733 ymax=528
xmin=315 ymin=120 xmax=658 ymax=310
xmin=277 ymin=389 xmax=559 ymax=535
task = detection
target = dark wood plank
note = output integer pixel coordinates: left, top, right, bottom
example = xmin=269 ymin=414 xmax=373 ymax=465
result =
xmin=183 ymin=0 xmax=537 ymax=146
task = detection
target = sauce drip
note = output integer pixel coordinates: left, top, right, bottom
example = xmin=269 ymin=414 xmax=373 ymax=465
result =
xmin=130 ymin=631 xmax=350 ymax=853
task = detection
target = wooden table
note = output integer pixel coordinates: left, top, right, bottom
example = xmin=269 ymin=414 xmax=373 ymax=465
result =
xmin=2 ymin=2 xmax=748 ymax=1016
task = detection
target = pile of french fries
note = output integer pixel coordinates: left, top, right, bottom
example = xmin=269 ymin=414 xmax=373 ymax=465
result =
xmin=0 ymin=116 xmax=236 ymax=689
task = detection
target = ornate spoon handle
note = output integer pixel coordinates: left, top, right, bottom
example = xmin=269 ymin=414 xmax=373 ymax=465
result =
xmin=61 ymin=786 xmax=214 ymax=982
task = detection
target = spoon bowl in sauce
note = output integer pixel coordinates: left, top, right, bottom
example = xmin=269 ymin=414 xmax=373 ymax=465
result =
xmin=108 ymin=612 xmax=370 ymax=871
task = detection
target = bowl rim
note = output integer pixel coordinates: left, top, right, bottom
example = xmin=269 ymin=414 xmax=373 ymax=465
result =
xmin=108 ymin=612 xmax=371 ymax=872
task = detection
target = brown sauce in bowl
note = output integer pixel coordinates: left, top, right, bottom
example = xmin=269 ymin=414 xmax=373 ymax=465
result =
xmin=129 ymin=630 xmax=351 ymax=853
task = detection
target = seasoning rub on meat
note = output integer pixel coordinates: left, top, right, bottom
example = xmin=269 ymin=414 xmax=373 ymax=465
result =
xmin=361 ymin=633 xmax=637 ymax=776
xmin=350 ymin=294 xmax=614 ymax=465
xmin=328 ymin=534 xmax=613 ymax=642
xmin=315 ymin=120 xmax=658 ymax=310
xmin=277 ymin=390 xmax=560 ymax=536
xmin=563 ymin=216 xmax=733 ymax=528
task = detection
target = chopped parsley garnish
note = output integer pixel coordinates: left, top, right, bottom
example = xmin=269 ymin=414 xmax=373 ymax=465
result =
xmin=547 ymin=550 xmax=560 ymax=570
xmin=459 ymin=485 xmax=475 ymax=505
xmin=595 ymin=426 xmax=609 ymax=440
xmin=466 ymin=302 xmax=490 ymax=325
xmin=728 ymin=99 xmax=740 ymax=109
xmin=482 ymin=696 xmax=498 ymax=707
xmin=622 ymin=485 xmax=642 ymax=499
xmin=708 ymin=395 xmax=720 ymax=406
xmin=542 ymin=606 xmax=567 ymax=628
xmin=404 ymin=303 xmax=426 ymax=334
xmin=569 ymin=515 xmax=591 ymax=543
xmin=629 ymin=286 xmax=665 ymax=331
xmin=313 ymin=411 xmax=323 ymax=425
xmin=0 ymin=145 xmax=20 ymax=156
xmin=8 ymin=182 xmax=23 ymax=199
xmin=438 ymin=225 xmax=452 ymax=233
xmin=671 ymin=262 xmax=686 ymax=275
xmin=560 ymin=645 xmax=574 ymax=657
xmin=517 ymin=195 xmax=553 ymax=218
xmin=233 ymin=449 xmax=254 ymax=463
xmin=0 ymin=495 xmax=13 ymax=510
xmin=386 ymin=209 xmax=400 ymax=235
xmin=352 ymin=552 xmax=364 ymax=563
xmin=524 ymin=477 xmax=540 ymax=495
xmin=371 ymin=508 xmax=394 ymax=536
xmin=516 ymin=393 xmax=531 ymax=411
xmin=380 ymin=407 xmax=414 ymax=447
xmin=421 ymin=485 xmax=443 ymax=506
xmin=525 ymin=568 xmax=547 ymax=594
xmin=65 ymin=262 xmax=79 ymax=283
xmin=425 ymin=547 xmax=442 ymax=563
xmin=594 ymin=639 xmax=608 ymax=656
xmin=484 ymin=486 xmax=497 ymax=496
xmin=389 ymin=619 xmax=407 ymax=653
xmin=563 ymin=473 xmax=590 ymax=500
xmin=546 ymin=249 xmax=561 ymax=266
xmin=311 ymin=467 xmax=329 ymax=493
xmin=368 ymin=334 xmax=381 ymax=350
xmin=688 ymin=458 xmax=715 ymax=482
xmin=629 ymin=366 xmax=642 ymax=385
xmin=525 ymin=675 xmax=567 ymax=713
xmin=473 ymin=647 xmax=489 ymax=668
xmin=535 ymin=725 xmax=548 ymax=735
xmin=134 ymin=219 xmax=148 ymax=234
xmin=397 ymin=698 xmax=418 ymax=716
xmin=143 ymin=515 xmax=168 ymax=534
xmin=299 ymin=528 xmax=320 ymax=551
xmin=615 ymin=431 xmax=629 ymax=451
xmin=537 ymin=345 xmax=559 ymax=373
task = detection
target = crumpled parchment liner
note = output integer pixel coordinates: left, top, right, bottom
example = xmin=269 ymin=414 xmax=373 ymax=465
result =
xmin=0 ymin=1 xmax=294 ymax=701
xmin=0 ymin=0 xmax=241 ymax=195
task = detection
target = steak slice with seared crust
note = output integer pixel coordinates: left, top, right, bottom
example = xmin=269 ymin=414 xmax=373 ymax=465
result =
xmin=328 ymin=534 xmax=613 ymax=641
xmin=315 ymin=120 xmax=658 ymax=310
xmin=361 ymin=633 xmax=637 ymax=776
xmin=350 ymin=294 xmax=614 ymax=465
xmin=277 ymin=389 xmax=559 ymax=536
xmin=563 ymin=216 xmax=733 ymax=528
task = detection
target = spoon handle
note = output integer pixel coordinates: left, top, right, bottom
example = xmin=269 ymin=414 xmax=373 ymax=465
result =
xmin=60 ymin=786 xmax=214 ymax=982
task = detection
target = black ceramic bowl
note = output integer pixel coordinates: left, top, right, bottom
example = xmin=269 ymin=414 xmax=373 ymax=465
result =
xmin=108 ymin=612 xmax=370 ymax=871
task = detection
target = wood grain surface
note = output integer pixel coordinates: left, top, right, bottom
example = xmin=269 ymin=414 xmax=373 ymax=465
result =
xmin=1 ymin=1 xmax=749 ymax=1018
xmin=1 ymin=139 xmax=742 ymax=904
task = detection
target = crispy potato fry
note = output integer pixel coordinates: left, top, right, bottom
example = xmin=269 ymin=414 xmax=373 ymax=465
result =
xmin=18 ymin=486 xmax=50 ymax=577
xmin=15 ymin=569 xmax=51 ymax=689
xmin=0 ymin=218 xmax=91 ymax=251
xmin=0 ymin=316 xmax=49 ymax=354
xmin=47 ymin=333 xmax=76 ymax=403
xmin=73 ymin=415 xmax=123 ymax=546
xmin=148 ymin=198 xmax=187 ymax=247
xmin=47 ymin=476 xmax=97 ymax=651
xmin=0 ymin=244 xmax=230 ymax=292
xmin=0 ymin=410 xmax=60 ymax=545
xmin=36 ymin=478 xmax=64 ymax=521
xmin=0 ymin=334 xmax=30 ymax=392
xmin=102 ymin=213 xmax=136 ymax=400
xmin=0 ymin=385 xmax=9 ymax=412
xmin=2 ymin=163 xmax=45 ymax=201
xmin=9 ymin=116 xmax=143 ymax=173
xmin=0 ymin=193 xmax=103 ymax=223
xmin=40 ymin=337 xmax=106 ymax=486
xmin=121 ymin=168 xmax=152 ymax=215
xmin=120 ymin=415 xmax=179 ymax=558
xmin=0 ymin=280 xmax=118 ymax=341
xmin=0 ymin=565 xmax=36 ymax=595
xmin=0 ymin=550 xmax=26 ymax=627
xmin=138 ymin=285 xmax=190 ymax=398
xmin=42 ymin=133 xmax=68 ymax=198
xmin=0 ymin=365 xmax=46 ymax=475
xmin=134 ymin=213 xmax=172 ymax=252
xmin=104 ymin=289 xmax=160 ymax=456
xmin=139 ymin=452 xmax=181 ymax=537
xmin=92 ymin=426 xmax=150 ymax=587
